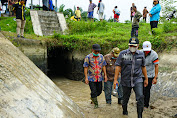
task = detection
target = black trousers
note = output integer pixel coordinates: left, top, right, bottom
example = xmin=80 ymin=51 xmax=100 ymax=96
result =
xmin=122 ymin=82 xmax=144 ymax=113
xmin=131 ymin=16 xmax=133 ymax=22
xmin=143 ymin=17 xmax=147 ymax=22
xmin=143 ymin=77 xmax=153 ymax=108
xmin=43 ymin=5 xmax=49 ymax=11
xmin=131 ymin=27 xmax=139 ymax=37
xmin=89 ymin=81 xmax=102 ymax=98
xmin=150 ymin=21 xmax=158 ymax=30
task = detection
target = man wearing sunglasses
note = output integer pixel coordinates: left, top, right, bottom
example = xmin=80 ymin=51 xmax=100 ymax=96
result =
xmin=83 ymin=44 xmax=107 ymax=109
xmin=149 ymin=0 xmax=161 ymax=33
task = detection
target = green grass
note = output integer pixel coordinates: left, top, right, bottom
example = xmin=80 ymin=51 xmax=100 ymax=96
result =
xmin=53 ymin=20 xmax=177 ymax=53
xmin=0 ymin=16 xmax=177 ymax=54
xmin=0 ymin=16 xmax=33 ymax=34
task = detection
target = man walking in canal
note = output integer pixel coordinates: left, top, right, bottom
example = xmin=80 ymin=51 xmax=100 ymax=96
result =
xmin=149 ymin=0 xmax=161 ymax=33
xmin=83 ymin=44 xmax=107 ymax=109
xmin=131 ymin=6 xmax=142 ymax=37
xmin=142 ymin=41 xmax=159 ymax=109
xmin=114 ymin=37 xmax=148 ymax=118
xmin=104 ymin=47 xmax=123 ymax=104
xmin=88 ymin=0 xmax=97 ymax=21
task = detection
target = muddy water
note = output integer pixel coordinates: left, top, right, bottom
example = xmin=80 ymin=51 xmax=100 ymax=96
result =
xmin=52 ymin=77 xmax=154 ymax=118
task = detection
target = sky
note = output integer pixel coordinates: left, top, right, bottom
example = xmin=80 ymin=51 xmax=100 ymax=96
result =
xmin=1 ymin=0 xmax=177 ymax=22
xmin=26 ymin=0 xmax=155 ymax=22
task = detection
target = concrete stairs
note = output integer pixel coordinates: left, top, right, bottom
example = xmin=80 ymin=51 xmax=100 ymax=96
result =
xmin=38 ymin=11 xmax=61 ymax=36
xmin=30 ymin=10 xmax=67 ymax=36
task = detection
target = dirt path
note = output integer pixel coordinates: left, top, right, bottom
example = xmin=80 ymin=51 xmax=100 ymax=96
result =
xmin=52 ymin=77 xmax=177 ymax=118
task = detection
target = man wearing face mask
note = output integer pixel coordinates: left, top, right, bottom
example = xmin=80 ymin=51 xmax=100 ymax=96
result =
xmin=104 ymin=47 xmax=123 ymax=104
xmin=13 ymin=0 xmax=26 ymax=38
xmin=142 ymin=41 xmax=159 ymax=109
xmin=83 ymin=44 xmax=108 ymax=109
xmin=149 ymin=0 xmax=161 ymax=33
xmin=114 ymin=37 xmax=148 ymax=118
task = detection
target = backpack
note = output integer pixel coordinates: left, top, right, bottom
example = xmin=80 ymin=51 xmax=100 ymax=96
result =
xmin=115 ymin=9 xmax=120 ymax=16
xmin=116 ymin=12 xmax=120 ymax=16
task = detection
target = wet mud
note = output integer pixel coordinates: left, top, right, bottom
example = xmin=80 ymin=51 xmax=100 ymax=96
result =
xmin=52 ymin=77 xmax=177 ymax=118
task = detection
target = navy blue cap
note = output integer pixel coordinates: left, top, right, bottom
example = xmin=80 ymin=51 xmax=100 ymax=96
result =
xmin=92 ymin=44 xmax=101 ymax=51
xmin=128 ymin=37 xmax=139 ymax=46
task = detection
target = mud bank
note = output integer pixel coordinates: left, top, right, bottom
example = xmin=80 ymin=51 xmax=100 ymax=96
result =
xmin=53 ymin=77 xmax=177 ymax=118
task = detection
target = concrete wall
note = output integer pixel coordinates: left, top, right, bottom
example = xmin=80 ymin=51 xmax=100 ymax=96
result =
xmin=12 ymin=38 xmax=48 ymax=75
xmin=0 ymin=33 xmax=85 ymax=118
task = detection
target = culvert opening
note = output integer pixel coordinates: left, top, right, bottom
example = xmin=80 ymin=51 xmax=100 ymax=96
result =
xmin=47 ymin=46 xmax=71 ymax=78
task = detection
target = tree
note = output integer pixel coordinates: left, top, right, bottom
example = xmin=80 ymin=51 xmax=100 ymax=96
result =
xmin=161 ymin=0 xmax=177 ymax=17
xmin=59 ymin=4 xmax=65 ymax=12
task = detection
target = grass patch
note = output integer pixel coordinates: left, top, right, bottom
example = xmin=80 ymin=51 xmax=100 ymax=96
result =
xmin=0 ymin=16 xmax=177 ymax=54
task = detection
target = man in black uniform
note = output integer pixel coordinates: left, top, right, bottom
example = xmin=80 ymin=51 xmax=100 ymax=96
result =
xmin=13 ymin=0 xmax=26 ymax=38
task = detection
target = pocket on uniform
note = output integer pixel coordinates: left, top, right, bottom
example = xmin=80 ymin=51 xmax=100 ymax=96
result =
xmin=137 ymin=59 xmax=142 ymax=61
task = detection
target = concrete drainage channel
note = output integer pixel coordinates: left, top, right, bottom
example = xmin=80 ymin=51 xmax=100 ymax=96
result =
xmin=13 ymin=38 xmax=86 ymax=81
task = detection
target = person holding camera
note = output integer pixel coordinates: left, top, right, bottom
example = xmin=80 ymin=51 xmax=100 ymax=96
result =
xmin=149 ymin=0 xmax=161 ymax=33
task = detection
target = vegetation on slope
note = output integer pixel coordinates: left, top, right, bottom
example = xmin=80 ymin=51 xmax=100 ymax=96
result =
xmin=0 ymin=16 xmax=177 ymax=54
xmin=52 ymin=20 xmax=177 ymax=53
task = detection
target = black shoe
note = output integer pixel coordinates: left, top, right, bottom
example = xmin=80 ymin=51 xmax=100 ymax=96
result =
xmin=123 ymin=111 xmax=128 ymax=115
xmin=174 ymin=114 xmax=177 ymax=118
xmin=21 ymin=36 xmax=25 ymax=38
xmin=17 ymin=35 xmax=20 ymax=38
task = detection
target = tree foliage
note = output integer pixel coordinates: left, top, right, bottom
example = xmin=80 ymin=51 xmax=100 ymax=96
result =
xmin=161 ymin=0 xmax=177 ymax=17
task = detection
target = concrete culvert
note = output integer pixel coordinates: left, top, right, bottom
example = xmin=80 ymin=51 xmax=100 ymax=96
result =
xmin=0 ymin=33 xmax=85 ymax=118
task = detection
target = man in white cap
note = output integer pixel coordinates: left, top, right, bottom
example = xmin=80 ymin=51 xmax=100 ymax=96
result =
xmin=142 ymin=41 xmax=159 ymax=108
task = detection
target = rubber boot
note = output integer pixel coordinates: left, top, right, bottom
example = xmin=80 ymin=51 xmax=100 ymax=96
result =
xmin=90 ymin=97 xmax=93 ymax=104
xmin=137 ymin=107 xmax=143 ymax=118
xmin=122 ymin=105 xmax=128 ymax=115
xmin=91 ymin=97 xmax=98 ymax=109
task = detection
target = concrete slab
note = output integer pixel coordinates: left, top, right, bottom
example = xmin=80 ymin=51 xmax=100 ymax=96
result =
xmin=30 ymin=10 xmax=43 ymax=36
xmin=57 ymin=13 xmax=68 ymax=34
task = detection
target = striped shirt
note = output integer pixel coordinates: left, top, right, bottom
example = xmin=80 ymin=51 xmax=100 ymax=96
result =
xmin=141 ymin=50 xmax=159 ymax=78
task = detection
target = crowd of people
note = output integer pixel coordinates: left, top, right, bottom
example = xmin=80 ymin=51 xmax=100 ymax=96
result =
xmin=84 ymin=39 xmax=159 ymax=118
xmin=83 ymin=0 xmax=162 ymax=118
xmin=2 ymin=0 xmax=161 ymax=38
xmin=74 ymin=0 xmax=161 ymax=25
xmin=74 ymin=0 xmax=161 ymax=38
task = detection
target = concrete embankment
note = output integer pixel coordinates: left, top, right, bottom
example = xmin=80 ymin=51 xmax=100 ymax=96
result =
xmin=0 ymin=33 xmax=85 ymax=118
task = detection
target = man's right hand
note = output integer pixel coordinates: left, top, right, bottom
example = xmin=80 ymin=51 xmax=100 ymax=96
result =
xmin=113 ymin=80 xmax=119 ymax=89
xmin=144 ymin=79 xmax=148 ymax=87
xmin=85 ymin=78 xmax=89 ymax=84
